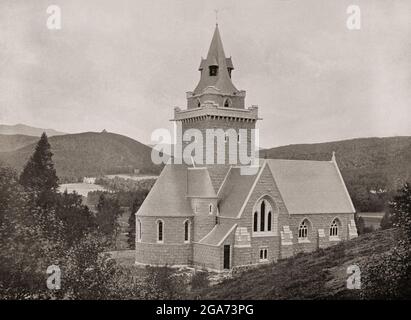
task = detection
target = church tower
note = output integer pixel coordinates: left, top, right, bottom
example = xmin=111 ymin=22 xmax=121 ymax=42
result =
xmin=173 ymin=25 xmax=259 ymax=165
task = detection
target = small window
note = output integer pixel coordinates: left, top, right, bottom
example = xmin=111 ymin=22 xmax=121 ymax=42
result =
xmin=209 ymin=65 xmax=218 ymax=76
xmin=197 ymin=100 xmax=201 ymax=108
xmin=267 ymin=212 xmax=272 ymax=231
xmin=253 ymin=212 xmax=258 ymax=232
xmin=224 ymin=98 xmax=232 ymax=108
xmin=137 ymin=219 xmax=142 ymax=242
xmin=209 ymin=204 xmax=213 ymax=214
xmin=157 ymin=220 xmax=164 ymax=243
xmin=298 ymin=220 xmax=308 ymax=239
xmin=260 ymin=201 xmax=265 ymax=232
xmin=184 ymin=220 xmax=190 ymax=242
xmin=330 ymin=219 xmax=339 ymax=237
xmin=259 ymin=248 xmax=268 ymax=261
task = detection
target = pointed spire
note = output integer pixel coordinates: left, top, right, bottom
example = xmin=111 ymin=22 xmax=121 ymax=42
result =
xmin=206 ymin=24 xmax=227 ymax=68
xmin=194 ymin=25 xmax=238 ymax=95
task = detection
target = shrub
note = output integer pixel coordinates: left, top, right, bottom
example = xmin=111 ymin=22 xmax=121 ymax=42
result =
xmin=190 ymin=269 xmax=210 ymax=290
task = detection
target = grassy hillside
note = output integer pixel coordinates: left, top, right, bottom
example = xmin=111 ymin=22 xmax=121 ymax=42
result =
xmin=195 ymin=228 xmax=398 ymax=300
xmin=0 ymin=134 xmax=38 ymax=152
xmin=0 ymin=131 xmax=163 ymax=182
xmin=261 ymin=137 xmax=411 ymax=211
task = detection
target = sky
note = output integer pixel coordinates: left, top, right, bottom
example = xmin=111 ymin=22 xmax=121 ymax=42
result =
xmin=0 ymin=0 xmax=410 ymax=148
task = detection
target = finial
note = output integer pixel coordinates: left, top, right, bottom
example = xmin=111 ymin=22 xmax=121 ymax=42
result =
xmin=331 ymin=151 xmax=336 ymax=163
xmin=214 ymin=9 xmax=218 ymax=25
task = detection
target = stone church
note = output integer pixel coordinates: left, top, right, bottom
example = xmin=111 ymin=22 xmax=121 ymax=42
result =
xmin=135 ymin=25 xmax=358 ymax=271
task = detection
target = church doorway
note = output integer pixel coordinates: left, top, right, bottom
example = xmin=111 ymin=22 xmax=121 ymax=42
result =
xmin=223 ymin=245 xmax=231 ymax=269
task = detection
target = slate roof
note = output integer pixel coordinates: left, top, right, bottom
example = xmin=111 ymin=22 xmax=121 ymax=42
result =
xmin=187 ymin=167 xmax=217 ymax=198
xmin=137 ymin=158 xmax=355 ymax=220
xmin=198 ymin=220 xmax=237 ymax=246
xmin=266 ymin=159 xmax=355 ymax=214
xmin=217 ymin=166 xmax=261 ymax=218
xmin=206 ymin=164 xmax=232 ymax=192
xmin=137 ymin=164 xmax=193 ymax=217
xmin=194 ymin=25 xmax=239 ymax=95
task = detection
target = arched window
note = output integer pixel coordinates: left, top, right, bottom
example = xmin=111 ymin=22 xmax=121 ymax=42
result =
xmin=253 ymin=212 xmax=258 ymax=232
xmin=330 ymin=219 xmax=339 ymax=237
xmin=260 ymin=201 xmax=265 ymax=231
xmin=184 ymin=220 xmax=190 ymax=242
xmin=252 ymin=198 xmax=275 ymax=234
xmin=209 ymin=204 xmax=213 ymax=214
xmin=298 ymin=220 xmax=309 ymax=239
xmin=224 ymin=98 xmax=232 ymax=108
xmin=137 ymin=218 xmax=142 ymax=242
xmin=157 ymin=220 xmax=164 ymax=243
xmin=197 ymin=99 xmax=201 ymax=108
xmin=267 ymin=212 xmax=272 ymax=231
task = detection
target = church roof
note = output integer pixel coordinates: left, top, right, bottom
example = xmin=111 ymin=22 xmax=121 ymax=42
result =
xmin=137 ymin=158 xmax=354 ymax=218
xmin=194 ymin=25 xmax=238 ymax=95
xmin=217 ymin=166 xmax=261 ymax=218
xmin=137 ymin=164 xmax=193 ymax=217
xmin=198 ymin=220 xmax=237 ymax=246
xmin=266 ymin=159 xmax=355 ymax=214
xmin=187 ymin=167 xmax=217 ymax=198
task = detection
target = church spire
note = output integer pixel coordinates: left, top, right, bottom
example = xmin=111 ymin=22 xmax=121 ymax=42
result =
xmin=194 ymin=25 xmax=238 ymax=95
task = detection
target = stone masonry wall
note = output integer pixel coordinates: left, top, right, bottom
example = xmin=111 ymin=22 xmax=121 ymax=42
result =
xmin=135 ymin=216 xmax=193 ymax=265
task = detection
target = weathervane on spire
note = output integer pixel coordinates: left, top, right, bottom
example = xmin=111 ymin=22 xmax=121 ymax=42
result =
xmin=214 ymin=9 xmax=218 ymax=25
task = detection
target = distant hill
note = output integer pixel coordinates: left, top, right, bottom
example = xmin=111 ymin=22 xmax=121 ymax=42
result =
xmin=0 ymin=124 xmax=66 ymax=137
xmin=0 ymin=134 xmax=39 ymax=152
xmin=261 ymin=136 xmax=411 ymax=211
xmin=0 ymin=131 xmax=163 ymax=182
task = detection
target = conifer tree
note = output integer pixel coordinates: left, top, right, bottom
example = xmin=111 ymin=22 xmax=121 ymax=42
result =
xmin=19 ymin=132 xmax=58 ymax=193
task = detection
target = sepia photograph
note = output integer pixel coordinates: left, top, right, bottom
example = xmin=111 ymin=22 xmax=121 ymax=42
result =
xmin=0 ymin=0 xmax=410 ymax=311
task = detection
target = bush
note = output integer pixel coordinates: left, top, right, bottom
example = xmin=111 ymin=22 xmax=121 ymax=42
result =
xmin=360 ymin=244 xmax=411 ymax=299
xmin=142 ymin=266 xmax=187 ymax=300
xmin=190 ymin=269 xmax=210 ymax=290
xmin=360 ymin=182 xmax=411 ymax=299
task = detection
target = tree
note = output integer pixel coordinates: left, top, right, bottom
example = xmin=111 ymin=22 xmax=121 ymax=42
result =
xmin=0 ymin=166 xmax=65 ymax=298
xmin=389 ymin=182 xmax=411 ymax=241
xmin=96 ymin=194 xmax=122 ymax=244
xmin=19 ymin=132 xmax=58 ymax=193
xmin=361 ymin=182 xmax=411 ymax=299
xmin=354 ymin=212 xmax=366 ymax=235
xmin=0 ymin=167 xmax=21 ymax=226
xmin=143 ymin=266 xmax=187 ymax=299
xmin=0 ymin=165 xmax=127 ymax=299
xmin=54 ymin=191 xmax=96 ymax=245
xmin=380 ymin=211 xmax=393 ymax=230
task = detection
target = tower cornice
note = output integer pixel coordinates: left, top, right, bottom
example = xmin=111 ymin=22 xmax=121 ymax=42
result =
xmin=172 ymin=103 xmax=259 ymax=122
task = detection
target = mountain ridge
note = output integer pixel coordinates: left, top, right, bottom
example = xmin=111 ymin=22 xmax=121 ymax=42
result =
xmin=0 ymin=131 xmax=162 ymax=182
xmin=261 ymin=136 xmax=411 ymax=211
xmin=0 ymin=123 xmax=66 ymax=137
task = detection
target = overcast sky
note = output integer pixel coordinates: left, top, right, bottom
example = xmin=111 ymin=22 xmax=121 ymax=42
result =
xmin=0 ymin=0 xmax=410 ymax=147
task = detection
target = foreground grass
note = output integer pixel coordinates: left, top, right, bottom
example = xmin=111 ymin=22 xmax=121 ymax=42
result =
xmin=193 ymin=229 xmax=398 ymax=300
